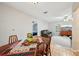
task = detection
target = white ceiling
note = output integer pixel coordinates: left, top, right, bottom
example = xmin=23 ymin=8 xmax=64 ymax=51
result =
xmin=4 ymin=2 xmax=73 ymax=22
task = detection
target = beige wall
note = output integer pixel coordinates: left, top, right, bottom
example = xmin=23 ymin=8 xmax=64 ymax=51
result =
xmin=0 ymin=3 xmax=48 ymax=46
xmin=72 ymin=3 xmax=79 ymax=50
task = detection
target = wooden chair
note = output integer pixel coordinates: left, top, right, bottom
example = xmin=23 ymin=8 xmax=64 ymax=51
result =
xmin=35 ymin=36 xmax=44 ymax=56
xmin=9 ymin=35 xmax=18 ymax=44
xmin=42 ymin=36 xmax=51 ymax=56
xmin=36 ymin=36 xmax=51 ymax=56
xmin=0 ymin=35 xmax=20 ymax=55
xmin=0 ymin=35 xmax=18 ymax=55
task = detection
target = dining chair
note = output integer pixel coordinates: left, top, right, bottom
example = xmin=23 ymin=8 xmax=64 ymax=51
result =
xmin=35 ymin=36 xmax=44 ymax=56
xmin=42 ymin=36 xmax=51 ymax=56
xmin=9 ymin=35 xmax=18 ymax=44
xmin=36 ymin=36 xmax=51 ymax=56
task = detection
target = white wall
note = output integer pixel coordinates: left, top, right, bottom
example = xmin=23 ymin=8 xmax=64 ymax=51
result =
xmin=48 ymin=20 xmax=72 ymax=35
xmin=72 ymin=3 xmax=79 ymax=50
xmin=0 ymin=3 xmax=48 ymax=46
xmin=34 ymin=19 xmax=48 ymax=36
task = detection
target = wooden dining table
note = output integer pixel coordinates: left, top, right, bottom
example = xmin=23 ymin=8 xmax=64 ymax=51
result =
xmin=3 ymin=40 xmax=37 ymax=56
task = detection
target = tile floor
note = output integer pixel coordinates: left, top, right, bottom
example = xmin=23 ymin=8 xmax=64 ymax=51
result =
xmin=50 ymin=40 xmax=79 ymax=56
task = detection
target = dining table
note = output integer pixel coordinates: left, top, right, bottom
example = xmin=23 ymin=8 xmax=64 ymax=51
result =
xmin=3 ymin=40 xmax=37 ymax=56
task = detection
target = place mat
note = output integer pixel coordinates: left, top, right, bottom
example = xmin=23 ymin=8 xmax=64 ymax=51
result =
xmin=6 ymin=48 xmax=36 ymax=56
xmin=8 ymin=46 xmax=30 ymax=54
xmin=6 ymin=51 xmax=35 ymax=56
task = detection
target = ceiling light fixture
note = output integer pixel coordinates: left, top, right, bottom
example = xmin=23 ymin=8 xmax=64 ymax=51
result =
xmin=32 ymin=2 xmax=39 ymax=4
xmin=64 ymin=15 xmax=73 ymax=22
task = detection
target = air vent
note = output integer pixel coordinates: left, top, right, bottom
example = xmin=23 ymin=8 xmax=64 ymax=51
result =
xmin=43 ymin=11 xmax=48 ymax=14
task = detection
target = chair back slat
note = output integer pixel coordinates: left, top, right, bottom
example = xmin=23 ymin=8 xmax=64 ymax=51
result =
xmin=9 ymin=35 xmax=18 ymax=44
